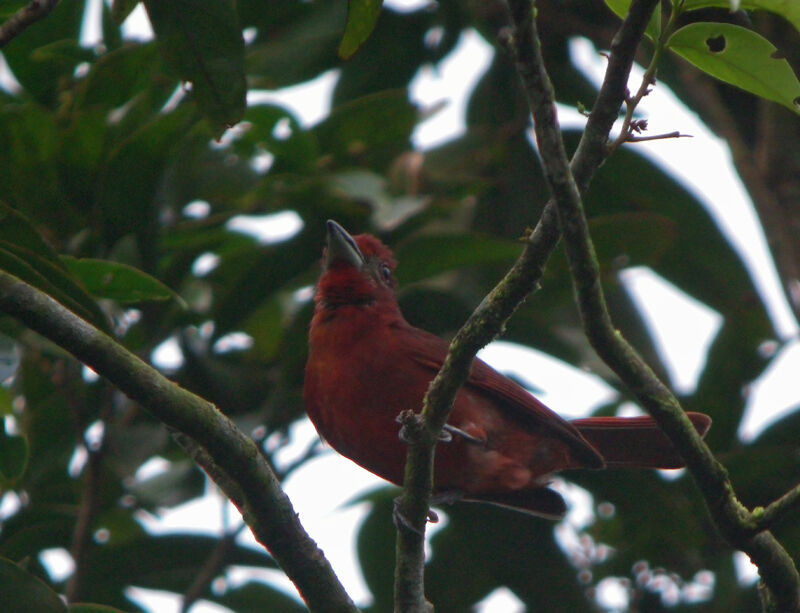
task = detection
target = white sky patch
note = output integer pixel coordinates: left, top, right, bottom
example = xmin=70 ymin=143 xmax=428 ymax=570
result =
xmin=134 ymin=456 xmax=171 ymax=482
xmin=733 ymin=551 xmax=760 ymax=585
xmin=0 ymin=491 xmax=22 ymax=520
xmin=410 ymin=29 xmax=494 ymax=150
xmin=151 ymin=336 xmax=184 ymax=370
xmin=120 ymin=2 xmax=154 ymax=41
xmin=248 ymin=70 xmax=340 ymax=128
xmin=0 ymin=54 xmax=22 ymax=94
xmin=595 ymin=576 xmax=631 ymax=610
xmin=620 ymin=266 xmax=723 ymax=394
xmin=192 ymin=252 xmax=220 ymax=277
xmin=226 ymin=210 xmax=304 ymax=245
xmin=127 ymin=586 xmax=231 ymax=613
xmin=270 ymin=418 xmax=448 ymax=606
xmin=39 ymin=548 xmax=75 ymax=583
xmin=478 ymin=341 xmax=617 ymax=418
xmin=385 ymin=0 xmax=435 ymax=12
xmin=278 ymin=420 xmax=382 ymax=606
xmin=183 ymin=200 xmax=211 ymax=219
xmin=80 ymin=0 xmax=104 ymax=47
xmin=213 ymin=331 xmax=254 ymax=354
xmin=738 ymin=338 xmax=800 ymax=441
xmin=474 ymin=587 xmax=526 ymax=613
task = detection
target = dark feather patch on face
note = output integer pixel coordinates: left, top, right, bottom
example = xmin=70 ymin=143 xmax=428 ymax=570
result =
xmin=354 ymin=234 xmax=397 ymax=272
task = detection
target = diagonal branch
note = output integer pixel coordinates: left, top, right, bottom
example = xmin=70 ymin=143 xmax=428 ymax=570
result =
xmin=507 ymin=2 xmax=800 ymax=612
xmin=0 ymin=271 xmax=359 ymax=613
xmin=392 ymin=0 xmax=663 ymax=610
xmin=753 ymin=484 xmax=800 ymax=534
xmin=0 ymin=0 xmax=59 ymax=48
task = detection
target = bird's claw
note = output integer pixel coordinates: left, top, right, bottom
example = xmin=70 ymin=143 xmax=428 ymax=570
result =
xmin=441 ymin=424 xmax=485 ymax=446
xmin=392 ymin=498 xmax=439 ymax=535
xmin=396 ymin=409 xmax=422 ymax=444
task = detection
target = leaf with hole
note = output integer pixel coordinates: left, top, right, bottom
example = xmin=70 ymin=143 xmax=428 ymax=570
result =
xmin=667 ymin=22 xmax=800 ymax=113
xmin=680 ymin=0 xmax=800 ymax=37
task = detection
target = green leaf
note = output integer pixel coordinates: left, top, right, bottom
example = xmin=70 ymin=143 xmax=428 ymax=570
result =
xmin=243 ymin=0 xmax=345 ymax=89
xmin=61 ymin=257 xmax=181 ymax=304
xmin=604 ymin=0 xmax=661 ymax=40
xmin=667 ymin=22 xmax=800 ymax=113
xmin=0 ymin=203 xmax=110 ymax=331
xmin=234 ymin=103 xmax=320 ymax=172
xmin=339 ymin=0 xmax=384 ymax=59
xmin=0 ymin=557 xmax=67 ymax=613
xmin=313 ymin=89 xmax=418 ymax=167
xmin=393 ymin=234 xmax=522 ymax=285
xmin=681 ymin=0 xmax=800 ymax=37
xmin=79 ymin=534 xmax=276 ymax=606
xmin=0 ymin=0 xmax=85 ymax=105
xmin=213 ymin=582 xmax=307 ymax=612
xmin=0 ymin=201 xmax=63 ymax=263
xmin=0 ymin=424 xmax=28 ymax=481
xmin=0 ymin=386 xmax=12 ymax=416
xmin=95 ymin=104 xmax=197 ymax=261
xmin=0 ymin=2 xmax=30 ymax=19
xmin=143 ymin=0 xmax=247 ymax=133
xmin=69 ymin=605 xmax=129 ymax=613
xmin=243 ymin=296 xmax=285 ymax=361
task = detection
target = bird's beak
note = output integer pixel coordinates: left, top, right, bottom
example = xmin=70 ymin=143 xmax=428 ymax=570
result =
xmin=325 ymin=220 xmax=365 ymax=270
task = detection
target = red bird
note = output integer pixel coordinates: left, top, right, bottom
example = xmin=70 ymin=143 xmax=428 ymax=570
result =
xmin=304 ymin=220 xmax=711 ymax=518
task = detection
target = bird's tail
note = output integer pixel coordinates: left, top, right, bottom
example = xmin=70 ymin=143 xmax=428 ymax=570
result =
xmin=570 ymin=412 xmax=711 ymax=469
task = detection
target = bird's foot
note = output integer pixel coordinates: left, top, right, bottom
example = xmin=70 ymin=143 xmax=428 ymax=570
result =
xmin=396 ymin=409 xmax=423 ymax=444
xmin=441 ymin=424 xmax=485 ymax=445
xmin=392 ymin=498 xmax=439 ymax=534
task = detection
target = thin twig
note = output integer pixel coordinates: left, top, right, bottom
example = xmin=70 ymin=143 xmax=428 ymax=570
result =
xmin=181 ymin=524 xmax=248 ymax=613
xmin=625 ymin=130 xmax=690 ymax=142
xmin=0 ymin=0 xmax=59 ymax=48
xmin=65 ymin=376 xmax=113 ymax=603
xmin=753 ymin=485 xmax=800 ymax=533
xmin=65 ymin=442 xmax=103 ymax=602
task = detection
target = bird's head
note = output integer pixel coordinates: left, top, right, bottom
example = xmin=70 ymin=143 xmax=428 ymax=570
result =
xmin=315 ymin=220 xmax=399 ymax=310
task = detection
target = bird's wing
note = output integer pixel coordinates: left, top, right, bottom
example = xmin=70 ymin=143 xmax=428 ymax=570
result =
xmin=398 ymin=323 xmax=604 ymax=468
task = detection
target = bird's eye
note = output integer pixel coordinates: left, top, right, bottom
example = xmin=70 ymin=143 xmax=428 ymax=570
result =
xmin=380 ymin=263 xmax=392 ymax=283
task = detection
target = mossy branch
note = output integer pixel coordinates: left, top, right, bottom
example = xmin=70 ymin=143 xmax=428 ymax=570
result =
xmin=506 ymin=1 xmax=800 ymax=611
xmin=392 ymin=0 xmax=663 ymax=610
xmin=0 ymin=270 xmax=359 ymax=613
xmin=0 ymin=0 xmax=59 ymax=47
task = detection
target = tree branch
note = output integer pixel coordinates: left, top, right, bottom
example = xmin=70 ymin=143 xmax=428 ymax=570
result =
xmin=508 ymin=2 xmax=800 ymax=612
xmin=0 ymin=271 xmax=359 ymax=613
xmin=392 ymin=0 xmax=662 ymax=609
xmin=0 ymin=0 xmax=59 ymax=48
xmin=753 ymin=484 xmax=800 ymax=533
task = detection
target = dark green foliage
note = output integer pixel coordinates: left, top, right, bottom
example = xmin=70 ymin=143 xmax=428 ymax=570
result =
xmin=0 ymin=1 xmax=796 ymax=610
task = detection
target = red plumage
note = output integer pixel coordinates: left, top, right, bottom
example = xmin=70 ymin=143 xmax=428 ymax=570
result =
xmin=304 ymin=221 xmax=710 ymax=518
